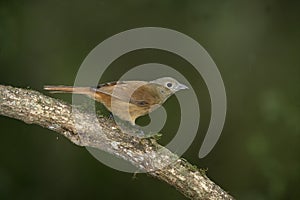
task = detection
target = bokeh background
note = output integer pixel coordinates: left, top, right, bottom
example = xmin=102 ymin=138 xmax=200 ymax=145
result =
xmin=1 ymin=0 xmax=299 ymax=199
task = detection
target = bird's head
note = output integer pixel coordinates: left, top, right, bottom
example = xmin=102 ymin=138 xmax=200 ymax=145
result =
xmin=150 ymin=77 xmax=188 ymax=93
xmin=149 ymin=77 xmax=188 ymax=103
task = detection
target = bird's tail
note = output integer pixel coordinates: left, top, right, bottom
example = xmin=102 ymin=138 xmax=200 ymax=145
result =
xmin=44 ymin=85 xmax=92 ymax=95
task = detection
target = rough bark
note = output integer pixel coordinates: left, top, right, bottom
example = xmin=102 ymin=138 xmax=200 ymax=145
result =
xmin=0 ymin=85 xmax=234 ymax=200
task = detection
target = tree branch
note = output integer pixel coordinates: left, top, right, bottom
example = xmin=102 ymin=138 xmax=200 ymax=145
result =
xmin=0 ymin=85 xmax=234 ymax=200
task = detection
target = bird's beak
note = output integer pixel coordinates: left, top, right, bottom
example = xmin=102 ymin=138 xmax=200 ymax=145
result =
xmin=177 ymin=83 xmax=189 ymax=91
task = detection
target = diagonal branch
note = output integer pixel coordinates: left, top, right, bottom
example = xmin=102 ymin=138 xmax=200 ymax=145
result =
xmin=0 ymin=85 xmax=234 ymax=200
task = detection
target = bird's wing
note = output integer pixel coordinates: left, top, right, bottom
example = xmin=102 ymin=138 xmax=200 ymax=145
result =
xmin=94 ymin=81 xmax=162 ymax=107
xmin=129 ymin=83 xmax=164 ymax=106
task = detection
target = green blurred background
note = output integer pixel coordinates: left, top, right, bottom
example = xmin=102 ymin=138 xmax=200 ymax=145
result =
xmin=1 ymin=0 xmax=299 ymax=199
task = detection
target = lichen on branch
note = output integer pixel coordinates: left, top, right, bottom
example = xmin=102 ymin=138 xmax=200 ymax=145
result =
xmin=0 ymin=85 xmax=234 ymax=200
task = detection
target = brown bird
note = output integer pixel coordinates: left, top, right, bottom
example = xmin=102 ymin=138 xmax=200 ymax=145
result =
xmin=44 ymin=77 xmax=188 ymax=125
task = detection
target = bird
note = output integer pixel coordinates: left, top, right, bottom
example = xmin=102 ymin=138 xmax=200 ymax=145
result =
xmin=44 ymin=77 xmax=188 ymax=125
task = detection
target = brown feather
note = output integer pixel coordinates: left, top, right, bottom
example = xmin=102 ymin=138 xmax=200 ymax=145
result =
xmin=44 ymin=78 xmax=185 ymax=125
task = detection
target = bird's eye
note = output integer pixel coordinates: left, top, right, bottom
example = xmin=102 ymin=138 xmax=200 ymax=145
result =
xmin=166 ymin=82 xmax=172 ymax=88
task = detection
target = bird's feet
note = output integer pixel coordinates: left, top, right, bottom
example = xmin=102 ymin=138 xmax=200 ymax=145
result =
xmin=114 ymin=120 xmax=146 ymax=138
